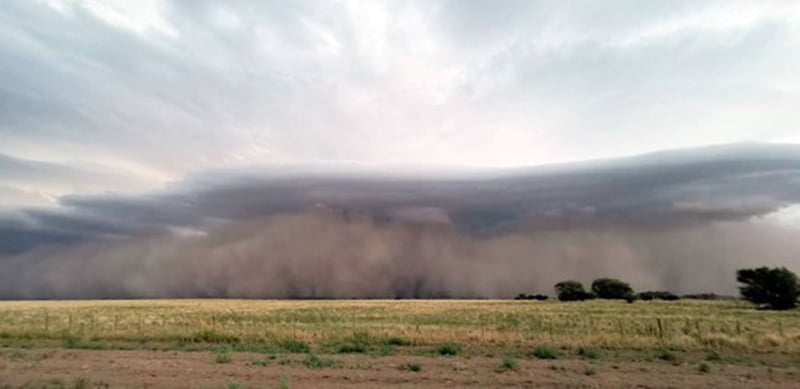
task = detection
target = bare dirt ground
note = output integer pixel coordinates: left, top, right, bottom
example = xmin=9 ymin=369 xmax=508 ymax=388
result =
xmin=1 ymin=348 xmax=799 ymax=388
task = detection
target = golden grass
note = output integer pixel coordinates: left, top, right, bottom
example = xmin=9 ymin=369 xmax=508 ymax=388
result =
xmin=0 ymin=299 xmax=798 ymax=352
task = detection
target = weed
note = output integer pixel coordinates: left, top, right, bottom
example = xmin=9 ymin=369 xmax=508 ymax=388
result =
xmin=437 ymin=342 xmax=462 ymax=356
xmin=278 ymin=375 xmax=290 ymax=389
xmin=227 ymin=381 xmax=245 ymax=389
xmin=531 ymin=347 xmax=558 ymax=360
xmin=63 ymin=336 xmax=107 ymax=350
xmin=191 ymin=330 xmax=241 ymax=344
xmin=401 ymin=362 xmax=422 ymax=372
xmin=497 ymin=357 xmax=518 ymax=372
xmin=214 ymin=346 xmax=232 ymax=364
xmin=72 ymin=378 xmax=90 ymax=389
xmin=336 ymin=342 xmax=368 ymax=354
xmin=381 ymin=337 xmax=411 ymax=346
xmin=584 ymin=366 xmax=597 ymax=376
xmin=657 ymin=350 xmax=678 ymax=362
xmin=577 ymin=347 xmax=601 ymax=360
xmin=302 ymin=354 xmax=338 ymax=369
xmin=280 ymin=340 xmax=310 ymax=354
xmin=698 ymin=361 xmax=712 ymax=373
xmin=706 ymin=351 xmax=723 ymax=362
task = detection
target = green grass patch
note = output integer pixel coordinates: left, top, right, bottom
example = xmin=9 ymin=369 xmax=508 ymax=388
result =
xmin=496 ymin=357 xmax=518 ymax=372
xmin=436 ymin=342 xmax=462 ymax=356
xmin=380 ymin=336 xmax=412 ymax=346
xmin=188 ymin=330 xmax=241 ymax=344
xmin=214 ymin=345 xmax=232 ymax=364
xmin=531 ymin=346 xmax=558 ymax=360
xmin=63 ymin=336 xmax=110 ymax=350
xmin=302 ymin=354 xmax=338 ymax=369
xmin=279 ymin=339 xmax=310 ymax=353
xmin=577 ymin=347 xmax=601 ymax=360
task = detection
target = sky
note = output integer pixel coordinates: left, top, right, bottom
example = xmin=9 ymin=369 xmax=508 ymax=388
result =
xmin=1 ymin=0 xmax=800 ymax=298
xmin=2 ymin=0 xmax=800 ymax=206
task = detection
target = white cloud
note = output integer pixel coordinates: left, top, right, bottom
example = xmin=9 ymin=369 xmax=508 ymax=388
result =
xmin=1 ymin=0 xmax=799 ymax=206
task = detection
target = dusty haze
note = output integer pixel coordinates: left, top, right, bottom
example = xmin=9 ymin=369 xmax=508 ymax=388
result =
xmin=1 ymin=144 xmax=799 ymax=299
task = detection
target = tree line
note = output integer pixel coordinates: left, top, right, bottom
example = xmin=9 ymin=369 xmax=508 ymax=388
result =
xmin=516 ymin=266 xmax=800 ymax=310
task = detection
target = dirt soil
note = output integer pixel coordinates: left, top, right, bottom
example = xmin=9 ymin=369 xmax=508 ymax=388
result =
xmin=1 ymin=348 xmax=799 ymax=388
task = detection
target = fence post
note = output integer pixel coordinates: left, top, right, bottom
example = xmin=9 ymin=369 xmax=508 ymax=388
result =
xmin=657 ymin=318 xmax=664 ymax=339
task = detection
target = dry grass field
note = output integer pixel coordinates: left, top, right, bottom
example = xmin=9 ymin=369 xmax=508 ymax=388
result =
xmin=1 ymin=299 xmax=799 ymax=352
xmin=1 ymin=299 xmax=800 ymax=388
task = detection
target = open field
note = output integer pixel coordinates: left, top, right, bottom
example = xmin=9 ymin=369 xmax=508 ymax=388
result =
xmin=1 ymin=299 xmax=800 ymax=388
xmin=1 ymin=299 xmax=799 ymax=352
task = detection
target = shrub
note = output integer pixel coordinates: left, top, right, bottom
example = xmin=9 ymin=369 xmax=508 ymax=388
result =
xmin=336 ymin=342 xmax=368 ymax=354
xmin=577 ymin=347 xmax=601 ymax=360
xmin=381 ymin=337 xmax=411 ymax=346
xmin=591 ymin=278 xmax=634 ymax=300
xmin=554 ymin=281 xmax=595 ymax=301
xmin=514 ymin=294 xmax=549 ymax=301
xmin=657 ymin=350 xmax=677 ymax=362
xmin=214 ymin=346 xmax=232 ymax=364
xmin=737 ymin=267 xmax=800 ymax=310
xmin=638 ymin=291 xmax=679 ymax=301
xmin=584 ymin=365 xmax=597 ymax=376
xmin=401 ymin=362 xmax=422 ymax=372
xmin=280 ymin=340 xmax=310 ymax=353
xmin=531 ymin=347 xmax=558 ymax=360
xmin=190 ymin=330 xmax=241 ymax=344
xmin=227 ymin=381 xmax=245 ymax=389
xmin=697 ymin=361 xmax=711 ymax=373
xmin=302 ymin=354 xmax=337 ymax=369
xmin=336 ymin=332 xmax=373 ymax=353
xmin=437 ymin=342 xmax=462 ymax=356
xmin=705 ymin=351 xmax=723 ymax=362
xmin=497 ymin=357 xmax=518 ymax=372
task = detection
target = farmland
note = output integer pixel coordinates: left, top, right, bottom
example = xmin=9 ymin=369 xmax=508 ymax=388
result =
xmin=1 ymin=299 xmax=800 ymax=388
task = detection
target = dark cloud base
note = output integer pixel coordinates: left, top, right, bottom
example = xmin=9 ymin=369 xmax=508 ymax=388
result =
xmin=1 ymin=143 xmax=799 ymax=299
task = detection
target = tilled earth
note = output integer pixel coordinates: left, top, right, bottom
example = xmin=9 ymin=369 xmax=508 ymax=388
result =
xmin=1 ymin=348 xmax=799 ymax=388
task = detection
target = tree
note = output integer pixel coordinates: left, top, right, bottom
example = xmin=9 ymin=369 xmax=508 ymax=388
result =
xmin=591 ymin=278 xmax=634 ymax=300
xmin=736 ymin=267 xmax=799 ymax=310
xmin=554 ymin=281 xmax=594 ymax=301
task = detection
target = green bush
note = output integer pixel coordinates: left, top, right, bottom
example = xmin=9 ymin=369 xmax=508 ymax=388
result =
xmin=401 ymin=362 xmax=422 ymax=372
xmin=381 ymin=336 xmax=412 ymax=346
xmin=577 ymin=347 xmax=601 ymax=360
xmin=280 ymin=340 xmax=310 ymax=353
xmin=191 ymin=330 xmax=241 ymax=344
xmin=336 ymin=342 xmax=368 ymax=354
xmin=657 ymin=350 xmax=677 ymax=362
xmin=302 ymin=354 xmax=337 ymax=369
xmin=497 ymin=357 xmax=518 ymax=372
xmin=638 ymin=291 xmax=679 ymax=301
xmin=531 ymin=347 xmax=558 ymax=360
xmin=214 ymin=346 xmax=232 ymax=364
xmin=437 ymin=342 xmax=462 ymax=356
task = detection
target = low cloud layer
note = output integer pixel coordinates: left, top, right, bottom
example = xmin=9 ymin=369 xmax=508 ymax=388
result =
xmin=1 ymin=143 xmax=799 ymax=298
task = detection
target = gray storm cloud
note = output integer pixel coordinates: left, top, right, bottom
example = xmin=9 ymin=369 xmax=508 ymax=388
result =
xmin=1 ymin=143 xmax=799 ymax=298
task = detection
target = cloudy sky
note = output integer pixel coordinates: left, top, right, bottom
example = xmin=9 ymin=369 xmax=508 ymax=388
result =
xmin=1 ymin=0 xmax=800 ymax=298
xmin=2 ymin=0 xmax=800 ymax=205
